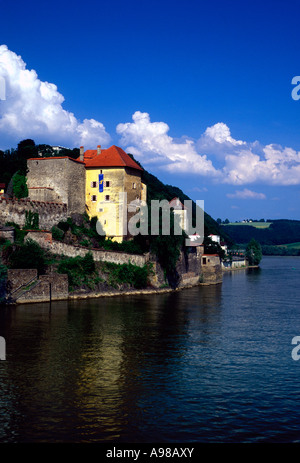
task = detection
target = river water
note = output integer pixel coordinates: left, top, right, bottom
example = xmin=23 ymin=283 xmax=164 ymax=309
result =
xmin=0 ymin=256 xmax=300 ymax=443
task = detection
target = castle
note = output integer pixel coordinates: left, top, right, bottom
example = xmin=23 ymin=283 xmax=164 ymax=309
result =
xmin=26 ymin=145 xmax=147 ymax=242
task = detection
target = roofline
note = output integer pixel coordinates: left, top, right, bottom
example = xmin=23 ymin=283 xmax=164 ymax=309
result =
xmin=84 ymin=164 xmax=142 ymax=171
xmin=28 ymin=156 xmax=85 ymax=164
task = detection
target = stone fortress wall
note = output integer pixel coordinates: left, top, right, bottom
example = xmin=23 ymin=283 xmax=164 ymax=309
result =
xmin=27 ymin=156 xmax=86 ymax=215
xmin=0 ymin=196 xmax=68 ymax=229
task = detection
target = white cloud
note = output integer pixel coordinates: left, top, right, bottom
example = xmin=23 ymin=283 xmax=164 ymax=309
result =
xmin=0 ymin=45 xmax=110 ymax=148
xmin=116 ymin=111 xmax=220 ymax=177
xmin=227 ymin=188 xmax=266 ymax=200
xmin=117 ymin=113 xmax=300 ymax=185
xmin=204 ymin=122 xmax=245 ymax=146
xmin=2 ymin=44 xmax=300 ymax=188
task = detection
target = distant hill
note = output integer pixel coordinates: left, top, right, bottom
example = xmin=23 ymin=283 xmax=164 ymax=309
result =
xmin=221 ymin=219 xmax=300 ymax=246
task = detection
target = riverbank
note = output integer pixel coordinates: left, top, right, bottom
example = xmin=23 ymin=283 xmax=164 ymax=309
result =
xmin=8 ymin=280 xmax=224 ymax=305
xmin=222 ymin=264 xmax=259 ymax=272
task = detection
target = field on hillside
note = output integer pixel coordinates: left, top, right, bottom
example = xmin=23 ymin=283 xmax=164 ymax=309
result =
xmin=224 ymin=222 xmax=272 ymax=229
xmin=277 ymin=242 xmax=300 ymax=249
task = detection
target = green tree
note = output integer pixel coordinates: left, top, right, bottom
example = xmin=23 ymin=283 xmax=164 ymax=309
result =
xmin=12 ymin=171 xmax=28 ymax=199
xmin=246 ymin=238 xmax=262 ymax=266
xmin=203 ymin=236 xmax=225 ymax=259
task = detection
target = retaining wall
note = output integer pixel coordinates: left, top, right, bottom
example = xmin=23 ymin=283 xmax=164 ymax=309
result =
xmin=0 ymin=197 xmax=68 ymax=229
xmin=25 ymin=231 xmax=149 ymax=267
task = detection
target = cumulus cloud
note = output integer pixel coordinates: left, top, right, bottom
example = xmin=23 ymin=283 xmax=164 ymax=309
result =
xmin=2 ymin=44 xmax=300 ymax=188
xmin=116 ymin=111 xmax=220 ymax=177
xmin=117 ymin=113 xmax=300 ymax=186
xmin=204 ymin=122 xmax=245 ymax=146
xmin=0 ymin=45 xmax=110 ymax=148
xmin=227 ymin=188 xmax=266 ymax=200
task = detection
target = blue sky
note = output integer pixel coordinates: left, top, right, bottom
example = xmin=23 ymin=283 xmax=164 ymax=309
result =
xmin=1 ymin=0 xmax=300 ymax=222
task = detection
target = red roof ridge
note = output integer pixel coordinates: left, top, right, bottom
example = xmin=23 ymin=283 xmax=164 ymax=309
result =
xmin=82 ymin=145 xmax=142 ymax=171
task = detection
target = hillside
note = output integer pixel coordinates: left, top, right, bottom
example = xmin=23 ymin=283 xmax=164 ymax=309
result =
xmin=221 ymin=219 xmax=300 ymax=246
xmin=133 ymin=157 xmax=233 ymax=244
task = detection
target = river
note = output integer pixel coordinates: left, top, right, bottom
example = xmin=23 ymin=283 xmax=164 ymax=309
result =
xmin=0 ymin=256 xmax=300 ymax=443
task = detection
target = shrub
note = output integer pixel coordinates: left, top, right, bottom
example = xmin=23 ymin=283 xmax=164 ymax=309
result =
xmin=24 ymin=210 xmax=39 ymax=230
xmin=51 ymin=226 xmax=64 ymax=241
xmin=8 ymin=239 xmax=47 ymax=274
xmin=57 ymin=252 xmax=97 ymax=289
xmin=100 ymin=261 xmax=151 ymax=289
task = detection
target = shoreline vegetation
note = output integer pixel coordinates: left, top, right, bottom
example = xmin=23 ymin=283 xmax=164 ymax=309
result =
xmin=5 ymin=263 xmax=260 ymax=306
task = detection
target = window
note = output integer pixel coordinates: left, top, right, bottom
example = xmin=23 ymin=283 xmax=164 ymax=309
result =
xmin=91 ymin=181 xmax=97 ymax=188
xmin=132 ymin=182 xmax=136 ymax=189
xmin=105 ymin=195 xmax=110 ymax=201
xmin=105 ymin=181 xmax=110 ymax=187
xmin=203 ymin=257 xmax=206 ymax=265
xmin=99 ymin=208 xmax=103 ymax=212
xmin=91 ymin=195 xmax=97 ymax=202
xmin=100 ymin=170 xmax=103 ymax=174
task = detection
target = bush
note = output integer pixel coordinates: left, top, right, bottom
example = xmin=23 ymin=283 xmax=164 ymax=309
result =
xmin=24 ymin=210 xmax=39 ymax=230
xmin=100 ymin=261 xmax=151 ymax=289
xmin=57 ymin=221 xmax=70 ymax=232
xmin=5 ymin=221 xmax=27 ymax=243
xmin=51 ymin=226 xmax=64 ymax=241
xmin=8 ymin=239 xmax=47 ymax=274
xmin=57 ymin=252 xmax=97 ymax=289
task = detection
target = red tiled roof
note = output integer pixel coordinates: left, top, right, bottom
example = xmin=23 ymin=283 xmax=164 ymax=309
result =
xmin=82 ymin=145 xmax=143 ymax=171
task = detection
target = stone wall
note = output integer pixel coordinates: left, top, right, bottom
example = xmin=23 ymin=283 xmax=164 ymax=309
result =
xmin=17 ymin=274 xmax=69 ymax=303
xmin=6 ymin=268 xmax=68 ymax=303
xmin=149 ymin=246 xmax=207 ymax=289
xmin=201 ymin=254 xmax=223 ymax=285
xmin=7 ymin=268 xmax=38 ymax=292
xmin=25 ymin=231 xmax=149 ymax=267
xmin=27 ymin=157 xmax=86 ymax=215
xmin=0 ymin=197 xmax=68 ymax=229
xmin=0 ymin=226 xmax=15 ymax=242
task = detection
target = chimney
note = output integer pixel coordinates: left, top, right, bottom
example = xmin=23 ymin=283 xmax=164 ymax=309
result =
xmin=97 ymin=145 xmax=101 ymax=155
xmin=80 ymin=146 xmax=84 ymax=161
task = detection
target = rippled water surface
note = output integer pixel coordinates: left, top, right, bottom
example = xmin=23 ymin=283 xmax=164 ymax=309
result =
xmin=1 ymin=256 xmax=300 ymax=443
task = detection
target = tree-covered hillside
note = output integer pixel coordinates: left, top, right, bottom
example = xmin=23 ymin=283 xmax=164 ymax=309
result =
xmin=132 ymin=156 xmax=233 ymax=244
xmin=221 ymin=220 xmax=300 ymax=246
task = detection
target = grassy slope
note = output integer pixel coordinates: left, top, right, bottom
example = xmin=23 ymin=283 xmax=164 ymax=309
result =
xmin=224 ymin=222 xmax=272 ymax=229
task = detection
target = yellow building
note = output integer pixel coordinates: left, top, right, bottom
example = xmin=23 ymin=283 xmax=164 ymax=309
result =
xmin=0 ymin=183 xmax=5 ymax=196
xmin=80 ymin=145 xmax=147 ymax=242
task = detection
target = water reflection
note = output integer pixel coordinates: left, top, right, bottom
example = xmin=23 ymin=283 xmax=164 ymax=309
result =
xmin=0 ymin=286 xmax=223 ymax=442
xmin=6 ymin=261 xmax=300 ymax=444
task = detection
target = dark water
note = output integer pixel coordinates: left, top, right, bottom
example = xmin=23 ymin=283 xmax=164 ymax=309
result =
xmin=1 ymin=256 xmax=300 ymax=443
